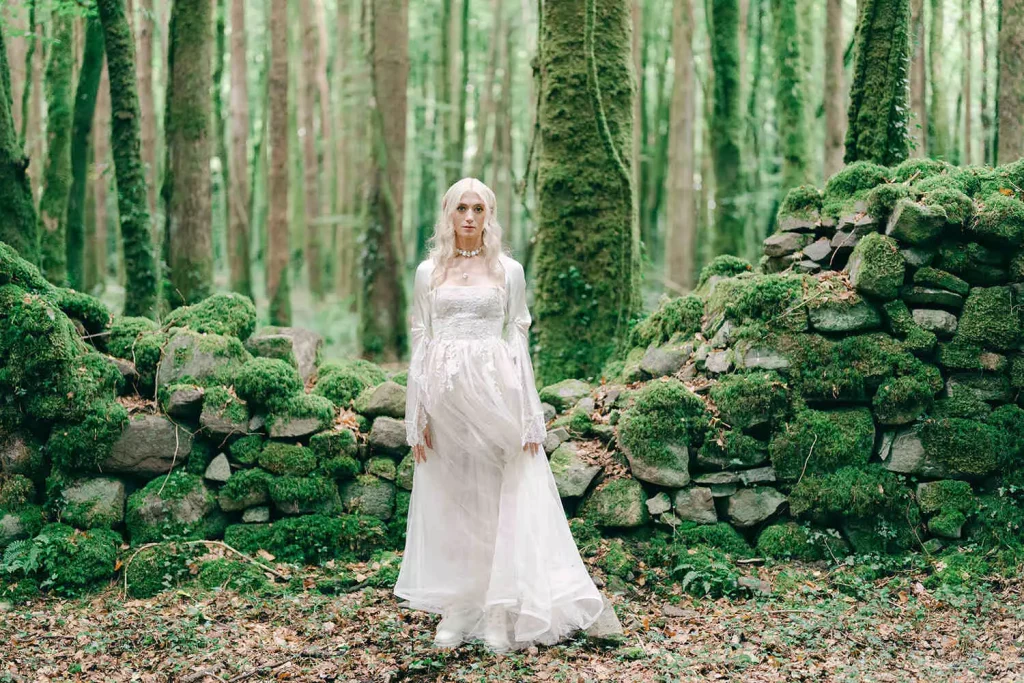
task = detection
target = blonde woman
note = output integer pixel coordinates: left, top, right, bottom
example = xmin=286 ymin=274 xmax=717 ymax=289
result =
xmin=393 ymin=178 xmax=604 ymax=652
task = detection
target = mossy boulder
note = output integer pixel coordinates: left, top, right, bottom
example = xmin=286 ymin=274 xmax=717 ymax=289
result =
xmin=199 ymin=386 xmax=250 ymax=440
xmin=821 ymin=161 xmax=890 ymax=218
xmin=696 ymin=431 xmax=770 ymax=470
xmin=245 ymin=326 xmax=323 ymax=382
xmin=919 ymin=418 xmax=1003 ymax=477
xmin=707 ymin=273 xmax=809 ymax=332
xmin=724 ymin=487 xmax=787 ymax=528
xmin=395 ymin=453 xmax=415 ymax=490
xmin=873 ymin=375 xmax=935 ymax=425
xmin=756 ymin=522 xmax=848 ymax=561
xmin=776 ymin=185 xmax=823 ymax=229
xmin=233 ymin=357 xmax=303 ymax=410
xmin=968 ymin=194 xmax=1024 ymax=247
xmin=708 ymin=371 xmax=789 ymax=433
xmin=17 ymin=523 xmax=121 ymax=596
xmin=266 ymin=393 xmax=335 ymax=439
xmin=46 ymin=399 xmax=129 ymax=472
xmin=160 ymin=383 xmax=205 ymax=420
xmin=218 ymin=468 xmax=272 ymax=512
xmin=313 ymin=359 xmax=388 ymax=406
xmin=617 ymin=379 xmax=709 ymax=487
xmin=884 ymin=198 xmax=948 ymax=245
xmin=124 ymin=543 xmax=202 ymax=598
xmin=954 ymin=286 xmax=1021 ymax=351
xmin=538 ymin=379 xmax=592 ymax=412
xmin=0 ymin=433 xmax=45 ymax=478
xmin=579 ymin=478 xmax=648 ymax=528
xmin=101 ymin=414 xmax=193 ymax=476
xmin=769 ymin=408 xmax=875 ymax=480
xmin=548 ymin=442 xmax=602 ymax=498
xmin=269 ymin=475 xmax=341 ymax=516
xmin=936 ymin=242 xmax=1006 ymax=286
xmin=847 ymin=233 xmax=905 ymax=300
xmin=365 ymin=457 xmax=397 ymax=481
xmin=164 ymin=292 xmax=257 ymax=340
xmin=367 ymin=416 xmax=409 ymax=456
xmin=914 ymin=267 xmax=970 ymax=296
xmin=674 ymin=520 xmax=752 ymax=557
xmin=104 ymin=316 xmax=167 ymax=394
xmin=198 ymin=558 xmax=271 ymax=594
xmin=353 ymin=380 xmax=407 ymax=419
xmin=0 ymin=505 xmax=45 ymax=548
xmin=808 ymin=293 xmax=882 ymax=333
xmin=258 ymin=442 xmax=317 ymax=477
xmin=156 ymin=329 xmax=251 ymax=390
xmin=338 ymin=474 xmax=395 ymax=520
xmin=126 ymin=471 xmax=217 ymax=544
xmin=0 ymin=475 xmax=34 ymax=510
xmin=628 ymin=295 xmax=704 ymax=349
xmin=227 ymin=434 xmax=264 ymax=466
xmin=222 ymin=513 xmax=387 ymax=565
xmin=55 ymin=477 xmax=126 ymax=529
xmin=309 ymin=429 xmax=358 ymax=460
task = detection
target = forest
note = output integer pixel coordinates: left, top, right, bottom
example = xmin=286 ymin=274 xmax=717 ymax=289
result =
xmin=2 ymin=0 xmax=1024 ymax=679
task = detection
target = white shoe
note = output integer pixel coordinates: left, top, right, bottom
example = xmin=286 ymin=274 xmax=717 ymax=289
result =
xmin=483 ymin=608 xmax=511 ymax=652
xmin=434 ymin=611 xmax=469 ymax=649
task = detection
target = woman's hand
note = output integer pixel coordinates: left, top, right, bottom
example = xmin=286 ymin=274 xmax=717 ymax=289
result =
xmin=413 ymin=424 xmax=433 ymax=463
xmin=524 ymin=442 xmax=541 ymax=457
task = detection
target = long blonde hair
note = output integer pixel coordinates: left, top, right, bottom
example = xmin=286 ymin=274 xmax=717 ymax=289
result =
xmin=426 ymin=177 xmax=509 ymax=289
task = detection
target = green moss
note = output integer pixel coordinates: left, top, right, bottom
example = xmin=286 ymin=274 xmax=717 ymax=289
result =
xmin=986 ymin=404 xmax=1024 ymax=470
xmin=918 ymin=480 xmax=975 ymax=515
xmin=789 ymin=464 xmax=918 ymax=525
xmin=924 ymin=550 xmax=992 ymax=590
xmin=920 ymin=418 xmax=1002 ymax=477
xmin=309 ymin=430 xmax=357 ymax=460
xmin=104 ymin=316 xmax=167 ymax=394
xmin=822 ymin=161 xmax=891 ymax=217
xmin=568 ymin=517 xmax=602 ymax=557
xmin=568 ymin=407 xmax=593 ymax=435
xmin=882 ymin=300 xmax=937 ymax=354
xmin=218 ymin=468 xmax=272 ymax=511
xmin=968 ymin=194 xmax=1024 ymax=247
xmin=0 ymin=475 xmax=35 ymax=510
xmin=320 ymin=455 xmax=361 ymax=482
xmin=266 ymin=393 xmax=335 ymax=434
xmin=268 ymin=475 xmax=339 ymax=513
xmin=697 ymin=430 xmax=769 ymax=469
xmin=865 ymin=182 xmax=910 ymax=220
xmin=892 ymin=158 xmax=955 ymax=183
xmin=769 ymin=408 xmax=875 ymax=480
xmin=710 ymin=273 xmax=810 ymax=331
xmin=872 ymin=375 xmax=934 ymax=425
xmin=669 ymin=544 xmax=744 ymax=598
xmin=628 ymin=295 xmax=703 ymax=349
xmin=46 ymin=399 xmax=129 ymax=472
xmin=580 ymin=478 xmax=648 ymax=527
xmin=936 ymin=341 xmax=1002 ymax=372
xmin=125 ymin=472 xmax=216 ymax=544
xmin=756 ymin=522 xmax=847 ymax=561
xmin=848 ymin=233 xmax=905 ymax=300
xmin=313 ymin=359 xmax=387 ymax=406
xmin=163 ymin=292 xmax=257 ymax=340
xmin=124 ymin=543 xmax=202 ymax=598
xmin=931 ymin=385 xmax=993 ymax=420
xmin=185 ymin=438 xmax=217 ymax=476
xmin=697 ymin=255 xmax=754 ymax=287
xmin=967 ymin=494 xmax=1024 ymax=562
xmin=228 ymin=434 xmax=265 ymax=466
xmin=618 ymin=379 xmax=710 ymax=468
xmin=222 ymin=513 xmax=387 ymax=565
xmin=258 ymin=442 xmax=317 ymax=477
xmin=777 ymin=185 xmax=822 ymax=219
xmin=197 ymin=558 xmax=270 ymax=594
xmin=936 ymin=242 xmax=1006 ymax=286
xmin=922 ymin=188 xmax=974 ymax=225
xmin=600 ymin=538 xmax=635 ymax=579
xmin=0 ymin=242 xmax=52 ymax=293
xmin=390 ymin=371 xmax=407 ymax=386
xmin=202 ymin=385 xmax=249 ymax=426
xmin=916 ymin=166 xmax=985 ymax=196
xmin=709 ymin=371 xmax=789 ymax=432
xmin=233 ymin=358 xmax=303 ymax=411
xmin=32 ymin=523 xmax=120 ymax=596
xmin=928 ymin=509 xmax=967 ymax=538
xmin=674 ymin=521 xmax=752 ymax=557
xmin=54 ymin=289 xmax=110 ymax=335
xmin=955 ymin=286 xmax=1020 ymax=351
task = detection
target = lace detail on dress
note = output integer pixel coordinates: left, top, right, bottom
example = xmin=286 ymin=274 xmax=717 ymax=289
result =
xmin=433 ymin=286 xmax=506 ymax=341
xmin=522 ymin=411 xmax=547 ymax=447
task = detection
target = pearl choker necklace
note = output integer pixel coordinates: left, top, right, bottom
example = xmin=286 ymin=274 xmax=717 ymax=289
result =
xmin=456 ymin=247 xmax=482 ymax=257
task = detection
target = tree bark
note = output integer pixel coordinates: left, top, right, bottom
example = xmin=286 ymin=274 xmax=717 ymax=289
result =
xmin=980 ymin=0 xmax=992 ymax=164
xmin=666 ymin=0 xmax=696 ymax=293
xmin=845 ymin=0 xmax=912 ymax=165
xmin=96 ymin=0 xmax=158 ymax=317
xmin=997 ymin=0 xmax=1024 ymax=163
xmin=929 ymin=0 xmax=950 ymax=158
xmin=135 ymin=0 xmax=158 ymax=233
xmin=360 ymin=0 xmax=409 ymax=361
xmin=472 ymin=0 xmax=502 ymax=178
xmin=771 ymin=0 xmax=809 ymax=190
xmin=334 ymin=0 xmax=353 ymax=301
xmin=710 ymin=0 xmax=745 ymax=257
xmin=166 ymin=0 xmax=214 ymax=307
xmin=227 ymin=0 xmax=252 ymax=299
xmin=267 ymin=0 xmax=291 ymax=324
xmin=0 ymin=17 xmax=38 ymax=264
xmin=962 ymin=0 xmax=972 ymax=165
xmin=87 ymin=60 xmax=111 ymax=293
xmin=535 ymin=0 xmax=639 ymax=383
xmin=67 ymin=16 xmax=105 ymax=291
xmin=3 ymin=1 xmax=28 ymax=137
xmin=909 ymin=0 xmax=927 ymax=157
xmin=299 ymin=0 xmax=323 ymax=298
xmin=823 ymin=0 xmax=845 ymax=179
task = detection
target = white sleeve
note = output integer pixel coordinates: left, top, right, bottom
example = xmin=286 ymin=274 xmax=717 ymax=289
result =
xmin=405 ymin=262 xmax=433 ymax=446
xmin=504 ymin=259 xmax=547 ymax=447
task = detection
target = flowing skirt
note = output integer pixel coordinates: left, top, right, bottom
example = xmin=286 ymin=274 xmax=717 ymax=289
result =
xmin=393 ymin=336 xmax=604 ymax=650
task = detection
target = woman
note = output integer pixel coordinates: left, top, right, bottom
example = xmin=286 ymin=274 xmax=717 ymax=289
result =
xmin=393 ymin=178 xmax=605 ymax=652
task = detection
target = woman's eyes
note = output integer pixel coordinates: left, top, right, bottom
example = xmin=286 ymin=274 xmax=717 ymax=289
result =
xmin=455 ymin=206 xmax=485 ymax=213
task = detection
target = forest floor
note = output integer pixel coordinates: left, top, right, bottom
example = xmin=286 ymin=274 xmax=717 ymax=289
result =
xmin=2 ymin=557 xmax=1023 ymax=683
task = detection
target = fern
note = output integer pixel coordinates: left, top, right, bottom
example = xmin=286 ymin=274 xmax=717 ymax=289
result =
xmin=2 ymin=539 xmax=42 ymax=576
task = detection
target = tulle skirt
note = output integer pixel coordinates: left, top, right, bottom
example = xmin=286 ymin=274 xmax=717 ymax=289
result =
xmin=393 ymin=336 xmax=605 ymax=650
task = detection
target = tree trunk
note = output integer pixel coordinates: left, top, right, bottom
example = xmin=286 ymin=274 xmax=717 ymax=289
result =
xmin=845 ymin=0 xmax=912 ymax=166
xmin=3 ymin=2 xmax=28 ymax=137
xmin=962 ymin=0 xmax=972 ymax=165
xmin=87 ymin=60 xmax=111 ymax=293
xmin=37 ymin=14 xmax=74 ymax=285
xmin=997 ymin=0 xmax=1024 ymax=163
xmin=136 ymin=0 xmax=158 ymax=234
xmin=771 ymin=0 xmax=809 ymax=190
xmin=929 ymin=0 xmax=950 ymax=158
xmin=299 ymin=0 xmax=323 ymax=298
xmin=493 ymin=10 xmax=514 ymax=236
xmin=981 ymin=0 xmax=992 ymax=164
xmin=267 ymin=0 xmax=291 ymax=324
xmin=334 ymin=0 xmax=353 ymax=301
xmin=96 ymin=0 xmax=158 ymax=317
xmin=710 ymin=0 xmax=744 ymax=257
xmin=472 ymin=0 xmax=502 ymax=178
xmin=166 ymin=0 xmax=214 ymax=307
xmin=666 ymin=0 xmax=696 ymax=293
xmin=360 ymin=0 xmax=409 ymax=361
xmin=67 ymin=16 xmax=105 ymax=291
xmin=227 ymin=0 xmax=252 ymax=299
xmin=909 ymin=0 xmax=927 ymax=157
xmin=535 ymin=0 xmax=639 ymax=383
xmin=0 ymin=18 xmax=38 ymax=264
xmin=823 ymin=0 xmax=845 ymax=179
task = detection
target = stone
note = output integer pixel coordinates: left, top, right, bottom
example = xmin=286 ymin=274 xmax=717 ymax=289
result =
xmin=809 ymin=299 xmax=882 ymax=333
xmin=367 ymin=417 xmax=408 ymax=456
xmin=585 ymin=594 xmax=625 ymax=643
xmin=763 ymin=232 xmax=812 ymax=258
xmin=778 ymin=213 xmax=819 ymax=233
xmin=740 ymin=346 xmax=791 ymax=371
xmin=248 ymin=413 xmax=266 ymax=434
xmin=709 ymin=321 xmax=734 ymax=349
xmin=541 ymin=403 xmax=557 ymax=422
xmin=762 ymin=253 xmax=801 ymax=274
xmin=738 ymin=466 xmax=777 ymax=486
xmin=396 ymin=452 xmax=415 ymax=490
xmin=829 ymin=225 xmax=874 ymax=251
xmin=102 ymin=416 xmax=194 ymax=475
xmin=646 ymin=492 xmax=672 ymax=516
xmin=912 ymin=309 xmax=959 ymax=337
xmin=242 ymin=506 xmax=270 ymax=523
xmin=902 ymin=287 xmax=964 ymax=309
xmin=542 ymin=431 xmax=562 ymax=454
xmin=164 ymin=385 xmax=205 ymax=420
xmin=60 ymin=477 xmax=126 ymax=527
xmin=902 ymin=247 xmax=937 ymax=268
xmin=671 ymin=487 xmax=717 ymax=524
xmin=725 ymin=487 xmax=787 ymax=528
xmin=803 ymin=238 xmax=834 ymax=263
xmin=580 ymin=479 xmax=647 ymax=528
xmin=548 ymin=443 xmax=602 ymax=498
xmin=640 ymin=343 xmax=689 ymax=378
xmin=0 ymin=508 xmax=40 ymax=548
xmin=880 ymin=428 xmax=950 ymax=478
xmin=245 ymin=326 xmax=324 ymax=382
xmin=106 ymin=356 xmax=140 ymax=394
xmin=574 ymin=396 xmax=596 ymax=415
xmin=620 ymin=438 xmax=690 ymax=488
xmin=847 ymin=233 xmax=906 ymax=301
xmin=693 ymin=471 xmax=741 ymax=486
xmin=340 ymin=476 xmax=395 ymax=520
xmin=130 ymin=479 xmax=215 ymax=533
xmin=886 ymin=198 xmax=947 ymax=245
xmin=795 ymin=260 xmax=822 ymax=274
xmin=0 ymin=434 xmax=37 ymax=476
xmin=538 ymin=379 xmax=592 ymax=412
xmin=155 ymin=330 xmax=249 ymax=390
xmin=704 ymin=350 xmax=733 ymax=374
xmin=353 ymin=381 xmax=406 ymax=419
xmin=200 ymin=396 xmax=250 ymax=440
xmin=268 ymin=414 xmax=327 ymax=440
xmin=204 ymin=454 xmax=232 ymax=483
xmin=366 ymin=456 xmax=397 ymax=481
xmin=945 ymin=374 xmax=1012 ymax=403
xmin=707 ymin=483 xmax=739 ymax=497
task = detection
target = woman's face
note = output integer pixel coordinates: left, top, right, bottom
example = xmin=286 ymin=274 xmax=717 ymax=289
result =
xmin=452 ymin=190 xmax=487 ymax=242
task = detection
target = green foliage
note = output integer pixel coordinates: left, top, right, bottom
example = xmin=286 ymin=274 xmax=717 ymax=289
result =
xmin=314 ymin=359 xmax=387 ymax=406
xmin=258 ymin=443 xmax=317 ymax=477
xmin=822 ymin=161 xmax=890 ymax=216
xmin=954 ymin=286 xmax=1021 ymax=351
xmin=0 ymin=475 xmax=35 ymax=510
xmin=599 ymin=538 xmax=634 ymax=578
xmin=228 ymin=434 xmax=265 ymax=466
xmin=1 ymin=523 xmax=120 ymax=596
xmin=710 ymin=274 xmax=809 ymax=331
xmin=670 ymin=544 xmax=743 ymax=598
xmin=222 ymin=513 xmax=387 ymax=565
xmin=124 ymin=543 xmax=202 ymax=598
xmin=628 ymin=295 xmax=703 ymax=349
xmin=198 ymin=558 xmax=270 ymax=594
xmin=568 ymin=517 xmax=602 ymax=557
xmin=882 ymin=300 xmax=937 ymax=354
xmin=756 ymin=522 xmax=848 ymax=562
xmin=918 ymin=480 xmax=975 ymax=515
xmin=919 ymin=418 xmax=1002 ymax=477
xmin=891 ymin=158 xmax=955 ymax=183
xmin=46 ymin=399 xmax=129 ymax=472
xmin=709 ymin=371 xmax=789 ymax=432
xmin=125 ymin=472 xmax=216 ymax=544
xmin=697 ymin=255 xmax=754 ymax=287
xmin=618 ymin=379 xmax=711 ymax=467
xmin=185 ymin=438 xmax=217 ymax=476
xmin=163 ymin=293 xmax=257 ymax=340
xmin=777 ymin=185 xmax=822 ymax=219
xmin=233 ymin=357 xmax=303 ymax=410
xmin=769 ymin=408 xmax=875 ymax=480
xmin=673 ymin=521 xmax=752 ymax=557
xmin=53 ymin=289 xmax=110 ymax=335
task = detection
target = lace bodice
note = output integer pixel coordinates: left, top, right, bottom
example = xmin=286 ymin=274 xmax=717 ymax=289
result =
xmin=433 ymin=286 xmax=506 ymax=342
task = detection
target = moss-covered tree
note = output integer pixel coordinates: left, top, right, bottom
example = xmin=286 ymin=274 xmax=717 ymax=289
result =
xmin=997 ymin=0 xmax=1024 ymax=163
xmin=360 ymin=0 xmax=409 ymax=361
xmin=823 ymin=0 xmax=845 ymax=178
xmin=166 ymin=0 xmax=214 ymax=307
xmin=535 ymin=0 xmax=639 ymax=383
xmin=228 ymin=0 xmax=252 ymax=300
xmin=709 ymin=0 xmax=745 ymax=257
xmin=96 ymin=0 xmax=158 ymax=318
xmin=67 ymin=15 xmax=105 ymax=292
xmin=666 ymin=0 xmax=696 ymax=291
xmin=845 ymin=0 xmax=912 ymax=166
xmin=928 ymin=0 xmax=950 ymax=159
xmin=0 ymin=19 xmax=38 ymax=264
xmin=37 ymin=13 xmax=74 ymax=286
xmin=267 ymin=0 xmax=291 ymax=324
xmin=771 ymin=0 xmax=809 ymax=190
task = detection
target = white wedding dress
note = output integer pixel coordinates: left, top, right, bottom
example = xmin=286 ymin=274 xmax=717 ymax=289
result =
xmin=394 ymin=253 xmax=605 ymax=651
